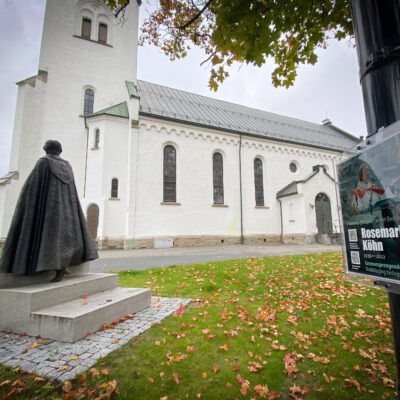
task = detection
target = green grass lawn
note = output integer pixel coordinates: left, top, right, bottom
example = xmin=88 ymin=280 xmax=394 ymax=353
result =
xmin=0 ymin=252 xmax=397 ymax=399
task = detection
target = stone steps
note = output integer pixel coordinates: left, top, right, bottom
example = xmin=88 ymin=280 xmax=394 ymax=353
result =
xmin=31 ymin=287 xmax=151 ymax=342
xmin=0 ymin=272 xmax=151 ymax=342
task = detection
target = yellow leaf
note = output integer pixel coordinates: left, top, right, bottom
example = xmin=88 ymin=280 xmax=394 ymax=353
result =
xmin=70 ymin=356 xmax=78 ymax=360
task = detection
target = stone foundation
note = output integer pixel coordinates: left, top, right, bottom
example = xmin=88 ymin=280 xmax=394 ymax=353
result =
xmin=98 ymin=234 xmax=286 ymax=249
xmin=282 ymin=233 xmax=316 ymax=245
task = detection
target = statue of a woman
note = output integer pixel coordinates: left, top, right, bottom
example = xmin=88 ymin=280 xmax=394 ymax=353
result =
xmin=0 ymin=140 xmax=98 ymax=282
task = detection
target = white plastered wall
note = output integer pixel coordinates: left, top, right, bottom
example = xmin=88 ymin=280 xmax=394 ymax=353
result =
xmin=132 ymin=116 xmax=341 ymax=241
xmin=83 ymin=115 xmax=130 ymax=240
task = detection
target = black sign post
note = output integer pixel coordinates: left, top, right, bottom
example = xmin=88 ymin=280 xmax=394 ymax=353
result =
xmin=347 ymin=1 xmax=400 ymax=394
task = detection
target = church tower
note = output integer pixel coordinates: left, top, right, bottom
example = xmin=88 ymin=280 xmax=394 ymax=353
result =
xmin=0 ymin=0 xmax=140 ymax=241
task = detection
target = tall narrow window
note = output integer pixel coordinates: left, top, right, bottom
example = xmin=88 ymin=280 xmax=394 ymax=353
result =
xmin=213 ymin=152 xmax=224 ymax=204
xmin=81 ymin=18 xmax=91 ymax=39
xmin=254 ymin=158 xmax=264 ymax=206
xmin=98 ymin=23 xmax=108 ymax=43
xmin=94 ymin=129 xmax=100 ymax=148
xmin=84 ymin=88 xmax=94 ymax=115
xmin=111 ymin=178 xmax=118 ymax=198
xmin=163 ymin=145 xmax=176 ymax=202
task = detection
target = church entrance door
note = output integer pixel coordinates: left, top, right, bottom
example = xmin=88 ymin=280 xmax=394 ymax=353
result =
xmin=315 ymin=193 xmax=332 ymax=234
xmin=87 ymin=204 xmax=99 ymax=240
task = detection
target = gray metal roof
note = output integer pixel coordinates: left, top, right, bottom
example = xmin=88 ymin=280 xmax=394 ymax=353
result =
xmin=135 ymin=80 xmax=359 ymax=152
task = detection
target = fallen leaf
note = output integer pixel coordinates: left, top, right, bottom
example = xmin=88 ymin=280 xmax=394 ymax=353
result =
xmin=57 ymin=365 xmax=68 ymax=372
xmin=254 ymin=384 xmax=269 ymax=398
xmin=0 ymin=380 xmax=11 ymax=388
xmin=70 ymin=356 xmax=78 ymax=360
xmin=172 ymin=373 xmax=180 ymax=384
xmin=202 ymin=372 xmax=207 ymax=379
xmin=220 ymin=343 xmax=228 ymax=351
xmin=62 ymin=381 xmax=72 ymax=393
xmin=213 ymin=365 xmax=220 ymax=373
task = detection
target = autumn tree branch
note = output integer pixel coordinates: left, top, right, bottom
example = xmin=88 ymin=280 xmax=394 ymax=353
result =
xmin=179 ymin=0 xmax=213 ymax=30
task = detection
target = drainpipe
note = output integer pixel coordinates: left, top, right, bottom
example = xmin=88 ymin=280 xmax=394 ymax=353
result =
xmin=84 ymin=120 xmax=89 ymax=198
xmin=278 ymin=198 xmax=283 ymax=243
xmin=239 ymin=134 xmax=244 ymax=244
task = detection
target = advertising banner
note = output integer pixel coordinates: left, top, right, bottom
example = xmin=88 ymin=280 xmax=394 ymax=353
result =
xmin=337 ymin=122 xmax=400 ymax=284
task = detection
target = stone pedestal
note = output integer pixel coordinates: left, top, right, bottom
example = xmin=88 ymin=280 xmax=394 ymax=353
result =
xmin=0 ymin=264 xmax=151 ymax=342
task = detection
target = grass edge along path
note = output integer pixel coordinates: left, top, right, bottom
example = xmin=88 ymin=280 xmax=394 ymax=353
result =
xmin=0 ymin=252 xmax=397 ymax=400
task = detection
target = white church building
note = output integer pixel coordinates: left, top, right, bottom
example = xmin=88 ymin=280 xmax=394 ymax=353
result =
xmin=0 ymin=0 xmax=359 ymax=250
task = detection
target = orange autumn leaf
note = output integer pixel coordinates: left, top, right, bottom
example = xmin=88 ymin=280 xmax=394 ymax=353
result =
xmin=201 ymin=372 xmax=207 ymax=379
xmin=62 ymin=381 xmax=72 ymax=393
xmin=213 ymin=365 xmax=220 ymax=373
xmin=220 ymin=343 xmax=228 ymax=351
xmin=57 ymin=365 xmax=68 ymax=372
xmin=254 ymin=384 xmax=269 ymax=398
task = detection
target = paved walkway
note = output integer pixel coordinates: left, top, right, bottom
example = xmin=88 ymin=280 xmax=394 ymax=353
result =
xmin=90 ymin=243 xmax=342 ymax=272
xmin=0 ymin=297 xmax=191 ymax=382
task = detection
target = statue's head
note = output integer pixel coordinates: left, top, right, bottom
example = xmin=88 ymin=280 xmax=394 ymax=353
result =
xmin=43 ymin=140 xmax=62 ymax=155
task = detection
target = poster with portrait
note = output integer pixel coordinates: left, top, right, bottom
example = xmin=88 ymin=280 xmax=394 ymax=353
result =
xmin=337 ymin=122 xmax=400 ymax=284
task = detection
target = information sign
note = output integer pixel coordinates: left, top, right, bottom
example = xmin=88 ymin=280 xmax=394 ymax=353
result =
xmin=337 ymin=121 xmax=400 ymax=284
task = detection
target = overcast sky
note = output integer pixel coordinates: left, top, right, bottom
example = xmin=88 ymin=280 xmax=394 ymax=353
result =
xmin=0 ymin=0 xmax=367 ymax=176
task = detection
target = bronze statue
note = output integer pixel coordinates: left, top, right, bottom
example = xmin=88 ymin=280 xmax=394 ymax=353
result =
xmin=0 ymin=140 xmax=98 ymax=282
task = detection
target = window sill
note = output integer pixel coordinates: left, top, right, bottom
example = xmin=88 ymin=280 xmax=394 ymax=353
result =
xmin=73 ymin=35 xmax=113 ymax=47
xmin=255 ymin=206 xmax=269 ymax=209
xmin=212 ymin=204 xmax=229 ymax=207
xmin=91 ymin=147 xmax=99 ymax=151
xmin=160 ymin=202 xmax=181 ymax=205
xmin=109 ymin=197 xmax=120 ymax=201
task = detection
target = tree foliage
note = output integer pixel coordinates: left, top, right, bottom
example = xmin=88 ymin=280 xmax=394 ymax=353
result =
xmin=106 ymin=0 xmax=353 ymax=90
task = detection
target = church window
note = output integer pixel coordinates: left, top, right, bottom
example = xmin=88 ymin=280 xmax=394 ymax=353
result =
xmin=94 ymin=129 xmax=100 ymax=148
xmin=98 ymin=23 xmax=108 ymax=43
xmin=81 ymin=17 xmax=92 ymax=39
xmin=254 ymin=158 xmax=264 ymax=206
xmin=163 ymin=145 xmax=176 ymax=202
xmin=289 ymin=162 xmax=298 ymax=173
xmin=111 ymin=178 xmax=118 ymax=198
xmin=84 ymin=88 xmax=94 ymax=115
xmin=213 ymin=152 xmax=224 ymax=204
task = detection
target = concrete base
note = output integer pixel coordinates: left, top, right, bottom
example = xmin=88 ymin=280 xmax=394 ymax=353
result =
xmin=0 ymin=270 xmax=151 ymax=342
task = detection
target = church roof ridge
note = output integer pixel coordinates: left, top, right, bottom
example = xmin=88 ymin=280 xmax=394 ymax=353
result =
xmin=136 ymin=80 xmax=359 ymax=152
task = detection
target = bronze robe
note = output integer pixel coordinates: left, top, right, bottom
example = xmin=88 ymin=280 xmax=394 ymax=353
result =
xmin=0 ymin=155 xmax=98 ymax=275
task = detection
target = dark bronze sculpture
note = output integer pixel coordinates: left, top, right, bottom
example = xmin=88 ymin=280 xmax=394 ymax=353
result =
xmin=0 ymin=140 xmax=98 ymax=282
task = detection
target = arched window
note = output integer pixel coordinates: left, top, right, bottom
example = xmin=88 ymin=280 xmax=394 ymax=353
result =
xmin=98 ymin=23 xmax=108 ymax=43
xmin=111 ymin=178 xmax=118 ymax=198
xmin=213 ymin=152 xmax=224 ymax=204
xmin=83 ymin=88 xmax=94 ymax=115
xmin=94 ymin=129 xmax=100 ymax=148
xmin=254 ymin=158 xmax=264 ymax=206
xmin=81 ymin=17 xmax=91 ymax=39
xmin=163 ymin=145 xmax=176 ymax=202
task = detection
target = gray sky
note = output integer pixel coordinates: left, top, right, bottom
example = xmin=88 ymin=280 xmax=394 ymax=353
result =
xmin=0 ymin=0 xmax=366 ymax=176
